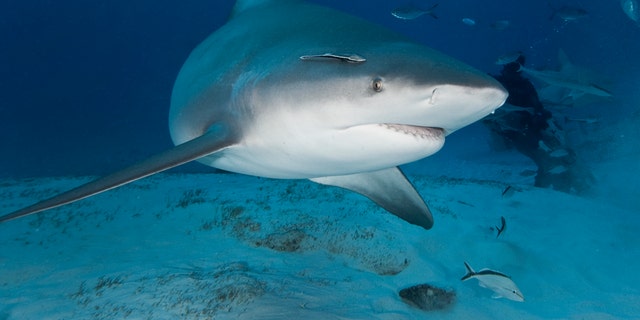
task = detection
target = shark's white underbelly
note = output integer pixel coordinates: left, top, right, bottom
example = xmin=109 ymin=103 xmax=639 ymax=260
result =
xmin=196 ymin=124 xmax=445 ymax=179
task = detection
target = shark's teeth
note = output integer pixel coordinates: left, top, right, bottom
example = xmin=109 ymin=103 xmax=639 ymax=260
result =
xmin=380 ymin=124 xmax=444 ymax=140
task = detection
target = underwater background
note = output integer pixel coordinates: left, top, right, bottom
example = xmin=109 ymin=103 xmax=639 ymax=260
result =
xmin=2 ymin=0 xmax=638 ymax=180
xmin=1 ymin=0 xmax=639 ymax=319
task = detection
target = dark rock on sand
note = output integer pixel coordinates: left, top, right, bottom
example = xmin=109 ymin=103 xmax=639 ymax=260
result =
xmin=399 ymin=283 xmax=456 ymax=311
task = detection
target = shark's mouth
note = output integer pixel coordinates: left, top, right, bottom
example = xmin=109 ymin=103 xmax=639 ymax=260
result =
xmin=380 ymin=124 xmax=444 ymax=140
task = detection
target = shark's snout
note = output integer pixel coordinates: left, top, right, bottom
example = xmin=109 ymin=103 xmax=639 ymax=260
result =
xmin=415 ymin=80 xmax=507 ymax=135
xmin=484 ymin=84 xmax=510 ymax=107
xmin=480 ymin=83 xmax=510 ymax=116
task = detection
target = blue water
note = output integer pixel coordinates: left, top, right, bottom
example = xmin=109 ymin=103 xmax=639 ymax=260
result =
xmin=1 ymin=1 xmax=640 ymax=318
xmin=1 ymin=0 xmax=638 ymax=178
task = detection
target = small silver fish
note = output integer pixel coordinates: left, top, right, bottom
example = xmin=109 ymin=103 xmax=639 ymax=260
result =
xmin=548 ymin=165 xmax=568 ymax=174
xmin=392 ymin=3 xmax=439 ymax=20
xmin=490 ymin=20 xmax=510 ymax=31
xmin=462 ymin=17 xmax=476 ymax=26
xmin=461 ymin=262 xmax=525 ymax=302
xmin=621 ymin=0 xmax=640 ymax=24
xmin=495 ymin=51 xmax=523 ymax=65
xmin=549 ymin=5 xmax=589 ymax=21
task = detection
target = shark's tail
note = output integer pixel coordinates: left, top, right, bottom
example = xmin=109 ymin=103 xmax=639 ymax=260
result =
xmin=461 ymin=261 xmax=476 ymax=281
xmin=427 ymin=3 xmax=439 ymax=19
xmin=548 ymin=2 xmax=558 ymax=20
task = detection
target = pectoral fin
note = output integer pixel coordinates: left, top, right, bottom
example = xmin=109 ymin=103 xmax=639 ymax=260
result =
xmin=0 ymin=129 xmax=237 ymax=223
xmin=310 ymin=167 xmax=433 ymax=229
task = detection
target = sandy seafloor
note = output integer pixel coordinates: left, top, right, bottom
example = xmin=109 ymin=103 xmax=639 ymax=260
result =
xmin=1 ymin=149 xmax=639 ymax=319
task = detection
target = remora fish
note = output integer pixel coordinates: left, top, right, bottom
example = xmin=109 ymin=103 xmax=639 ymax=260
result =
xmin=392 ymin=3 xmax=439 ymax=20
xmin=461 ymin=262 xmax=524 ymax=302
xmin=0 ymin=0 xmax=507 ymax=229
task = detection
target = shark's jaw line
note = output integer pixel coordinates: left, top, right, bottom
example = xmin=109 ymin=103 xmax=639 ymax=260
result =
xmin=205 ymin=122 xmax=447 ymax=180
xmin=376 ymin=124 xmax=444 ymax=140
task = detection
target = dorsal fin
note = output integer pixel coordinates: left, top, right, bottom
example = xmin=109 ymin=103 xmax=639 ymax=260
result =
xmin=231 ymin=0 xmax=295 ymax=17
xmin=557 ymin=49 xmax=573 ymax=72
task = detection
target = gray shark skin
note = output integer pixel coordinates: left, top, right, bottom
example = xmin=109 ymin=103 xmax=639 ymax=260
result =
xmin=0 ymin=0 xmax=507 ymax=230
xmin=621 ymin=0 xmax=640 ymax=25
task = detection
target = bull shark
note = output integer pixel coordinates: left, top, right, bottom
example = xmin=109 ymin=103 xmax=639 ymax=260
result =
xmin=391 ymin=3 xmax=439 ymax=20
xmin=519 ymin=49 xmax=612 ymax=99
xmin=0 ymin=0 xmax=507 ymax=229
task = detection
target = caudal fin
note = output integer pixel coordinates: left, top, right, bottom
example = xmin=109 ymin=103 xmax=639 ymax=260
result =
xmin=461 ymin=261 xmax=476 ymax=281
xmin=428 ymin=3 xmax=439 ymax=19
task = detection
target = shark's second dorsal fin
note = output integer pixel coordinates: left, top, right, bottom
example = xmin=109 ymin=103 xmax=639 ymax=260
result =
xmin=0 ymin=130 xmax=236 ymax=223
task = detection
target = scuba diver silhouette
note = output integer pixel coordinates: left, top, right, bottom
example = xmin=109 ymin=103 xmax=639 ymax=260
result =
xmin=484 ymin=54 xmax=593 ymax=194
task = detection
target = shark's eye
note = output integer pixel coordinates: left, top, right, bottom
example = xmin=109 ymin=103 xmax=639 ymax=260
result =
xmin=372 ymin=77 xmax=383 ymax=92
